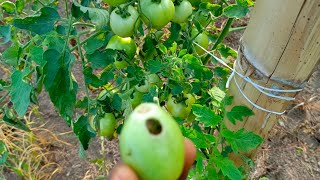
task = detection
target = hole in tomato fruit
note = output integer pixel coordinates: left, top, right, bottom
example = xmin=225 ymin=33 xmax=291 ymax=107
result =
xmin=146 ymin=119 xmax=162 ymax=135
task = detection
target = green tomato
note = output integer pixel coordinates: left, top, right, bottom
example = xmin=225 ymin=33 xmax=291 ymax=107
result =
xmin=140 ymin=0 xmax=175 ymax=29
xmin=106 ymin=35 xmax=137 ymax=69
xmin=110 ymin=5 xmax=140 ymax=37
xmin=167 ymin=93 xmax=195 ymax=119
xmin=130 ymin=90 xmax=144 ymax=108
xmin=135 ymin=74 xmax=162 ymax=93
xmin=99 ymin=113 xmax=117 ymax=139
xmin=172 ymin=0 xmax=193 ymax=23
xmin=120 ymin=103 xmax=184 ymax=180
xmin=191 ymin=28 xmax=209 ymax=55
xmin=102 ymin=0 xmax=129 ymax=6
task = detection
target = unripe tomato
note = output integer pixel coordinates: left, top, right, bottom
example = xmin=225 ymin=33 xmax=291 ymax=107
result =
xmin=106 ymin=35 xmax=137 ymax=68
xmin=99 ymin=113 xmax=116 ymax=139
xmin=140 ymin=0 xmax=175 ymax=29
xmin=172 ymin=0 xmax=193 ymax=23
xmin=191 ymin=28 xmax=209 ymax=55
xmin=110 ymin=5 xmax=140 ymax=37
xmin=120 ymin=103 xmax=184 ymax=180
xmin=167 ymin=93 xmax=195 ymax=119
xmin=102 ymin=0 xmax=129 ymax=6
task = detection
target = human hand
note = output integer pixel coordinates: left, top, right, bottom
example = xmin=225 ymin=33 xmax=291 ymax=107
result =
xmin=109 ymin=138 xmax=196 ymax=180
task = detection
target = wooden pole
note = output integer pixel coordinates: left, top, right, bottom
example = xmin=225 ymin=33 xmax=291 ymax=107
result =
xmin=226 ymin=0 xmax=320 ymax=162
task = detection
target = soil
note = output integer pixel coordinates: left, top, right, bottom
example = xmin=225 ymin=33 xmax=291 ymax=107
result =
xmin=1 ymin=5 xmax=320 ymax=180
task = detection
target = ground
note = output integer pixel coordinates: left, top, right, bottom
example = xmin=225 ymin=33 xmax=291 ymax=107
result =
xmin=1 ymin=7 xmax=320 ymax=180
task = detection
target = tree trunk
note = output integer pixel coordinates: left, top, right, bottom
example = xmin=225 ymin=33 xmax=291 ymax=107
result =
xmin=227 ymin=0 xmax=320 ymax=164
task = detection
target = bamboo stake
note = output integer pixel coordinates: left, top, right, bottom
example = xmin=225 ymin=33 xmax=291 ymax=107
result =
xmin=226 ymin=0 xmax=320 ymax=162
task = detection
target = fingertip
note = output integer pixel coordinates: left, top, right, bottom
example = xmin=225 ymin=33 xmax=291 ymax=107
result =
xmin=109 ymin=163 xmax=139 ymax=180
xmin=179 ymin=138 xmax=196 ymax=180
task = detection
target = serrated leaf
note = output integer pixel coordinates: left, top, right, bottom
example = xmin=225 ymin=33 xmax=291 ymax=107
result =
xmin=217 ymin=44 xmax=237 ymax=58
xmin=43 ymin=49 xmax=78 ymax=125
xmin=227 ymin=105 xmax=254 ymax=125
xmin=142 ymin=86 xmax=158 ymax=103
xmin=112 ymin=93 xmax=122 ymax=111
xmin=84 ymin=32 xmax=109 ymax=54
xmin=192 ymin=104 xmax=222 ymax=127
xmin=146 ymin=59 xmax=166 ymax=73
xmin=213 ymin=156 xmax=242 ymax=180
xmin=86 ymin=49 xmax=115 ymax=69
xmin=10 ymin=70 xmax=32 ymax=117
xmin=223 ymin=4 xmax=250 ymax=18
xmin=72 ymin=1 xmax=109 ymax=30
xmin=164 ymin=23 xmax=181 ymax=48
xmin=222 ymin=128 xmax=263 ymax=154
xmin=208 ymin=86 xmax=226 ymax=103
xmin=13 ymin=7 xmax=60 ymax=34
xmin=2 ymin=42 xmax=21 ymax=66
xmin=181 ymin=126 xmax=209 ymax=148
xmin=199 ymin=3 xmax=222 ymax=17
xmin=30 ymin=46 xmax=45 ymax=66
xmin=0 ymin=25 xmax=11 ymax=44
xmin=73 ymin=116 xmax=96 ymax=150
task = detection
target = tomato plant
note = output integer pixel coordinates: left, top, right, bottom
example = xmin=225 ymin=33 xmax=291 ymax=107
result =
xmin=0 ymin=0 xmax=262 ymax=179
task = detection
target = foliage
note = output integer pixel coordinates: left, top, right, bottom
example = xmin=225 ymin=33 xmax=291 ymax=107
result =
xmin=0 ymin=0 xmax=262 ymax=179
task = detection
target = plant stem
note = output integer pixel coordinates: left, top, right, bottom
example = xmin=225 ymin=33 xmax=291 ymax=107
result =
xmin=70 ymin=31 xmax=101 ymax=52
xmin=61 ymin=16 xmax=73 ymax=65
xmin=75 ymin=35 xmax=91 ymax=117
xmin=229 ymin=26 xmax=247 ymax=33
xmin=212 ymin=18 xmax=234 ymax=50
xmin=0 ymin=92 xmax=9 ymax=104
xmin=72 ymin=22 xmax=96 ymax=28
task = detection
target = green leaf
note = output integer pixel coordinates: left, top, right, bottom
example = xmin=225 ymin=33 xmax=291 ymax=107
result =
xmin=192 ymin=104 xmax=222 ymax=127
xmin=217 ymin=44 xmax=237 ymax=58
xmin=223 ymin=4 xmax=250 ymax=18
xmin=212 ymin=156 xmax=242 ymax=180
xmin=236 ymin=0 xmax=254 ymax=7
xmin=30 ymin=46 xmax=45 ymax=66
xmin=146 ymin=59 xmax=166 ymax=74
xmin=15 ymin=0 xmax=24 ymax=14
xmin=2 ymin=42 xmax=21 ymax=66
xmin=84 ymin=32 xmax=109 ymax=54
xmin=0 ymin=1 xmax=15 ymax=13
xmin=72 ymin=1 xmax=109 ymax=30
xmin=199 ymin=3 xmax=222 ymax=17
xmin=222 ymin=128 xmax=263 ymax=154
xmin=227 ymin=105 xmax=254 ymax=125
xmin=164 ymin=23 xmax=181 ymax=48
xmin=112 ymin=93 xmax=122 ymax=111
xmin=10 ymin=70 xmax=32 ymax=117
xmin=0 ymin=25 xmax=11 ymax=44
xmin=86 ymin=49 xmax=115 ymax=69
xmin=0 ymin=140 xmax=8 ymax=164
xmin=208 ymin=86 xmax=226 ymax=103
xmin=43 ymin=49 xmax=78 ymax=125
xmin=181 ymin=126 xmax=214 ymax=148
xmin=2 ymin=107 xmax=31 ymax=132
xmin=142 ymin=86 xmax=158 ymax=103
xmin=13 ymin=7 xmax=60 ymax=35
xmin=73 ymin=116 xmax=96 ymax=150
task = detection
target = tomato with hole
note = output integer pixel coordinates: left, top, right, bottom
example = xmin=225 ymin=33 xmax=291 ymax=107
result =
xmin=172 ymin=0 xmax=193 ymax=23
xmin=191 ymin=28 xmax=209 ymax=55
xmin=167 ymin=93 xmax=195 ymax=119
xmin=102 ymin=0 xmax=129 ymax=6
xmin=120 ymin=103 xmax=184 ymax=180
xmin=140 ymin=0 xmax=175 ymax=29
xmin=110 ymin=5 xmax=140 ymax=37
xmin=106 ymin=35 xmax=137 ymax=68
xmin=135 ymin=74 xmax=162 ymax=93
xmin=99 ymin=113 xmax=117 ymax=139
